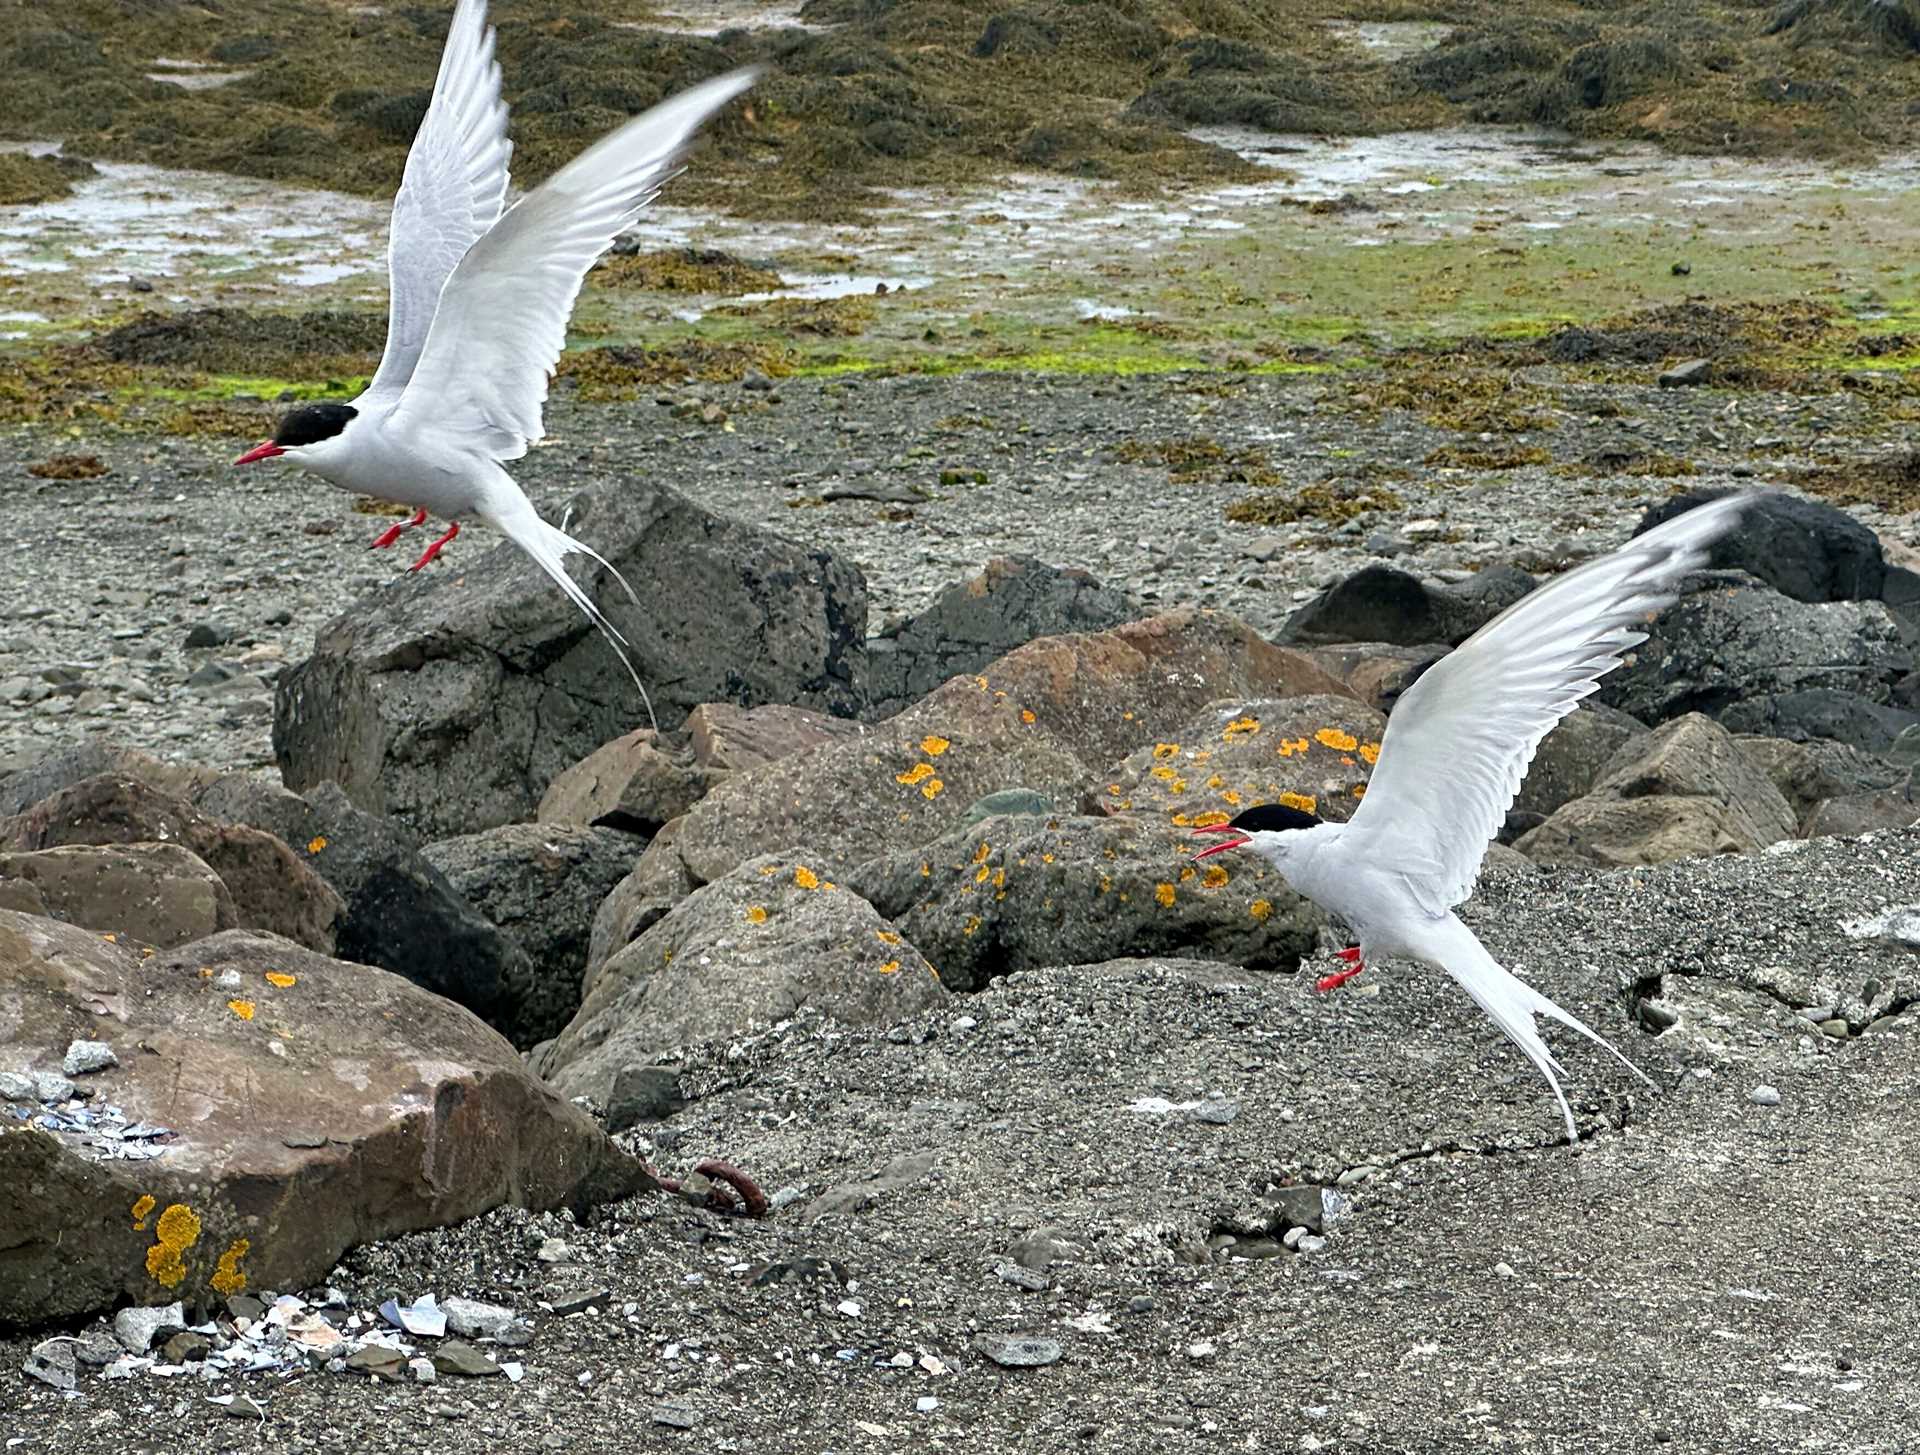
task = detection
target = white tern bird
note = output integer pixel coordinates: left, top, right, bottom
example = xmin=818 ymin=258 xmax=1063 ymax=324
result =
xmin=234 ymin=0 xmax=759 ymax=724
xmin=1192 ymin=492 xmax=1753 ymax=1141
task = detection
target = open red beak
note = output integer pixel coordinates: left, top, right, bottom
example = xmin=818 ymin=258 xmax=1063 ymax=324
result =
xmin=1189 ymin=824 xmax=1249 ymax=861
xmin=233 ymin=440 xmax=285 ymax=465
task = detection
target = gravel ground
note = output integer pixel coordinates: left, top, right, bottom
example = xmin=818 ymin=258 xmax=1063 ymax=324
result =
xmin=3 ymin=369 xmax=1913 ymax=777
xmin=4 ymin=833 xmax=1917 ymax=1452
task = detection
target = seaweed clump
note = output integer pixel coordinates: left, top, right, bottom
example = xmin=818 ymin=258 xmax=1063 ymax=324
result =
xmin=0 ymin=152 xmax=96 ymax=205
xmin=95 ymin=307 xmax=385 ymax=379
xmin=1224 ymin=479 xmax=1406 ymax=526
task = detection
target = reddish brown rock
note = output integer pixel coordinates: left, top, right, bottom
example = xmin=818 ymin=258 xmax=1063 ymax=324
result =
xmin=0 ymin=843 xmax=237 ymax=949
xmin=0 ymin=775 xmax=342 ymax=953
xmin=0 ymin=912 xmax=649 ymax=1326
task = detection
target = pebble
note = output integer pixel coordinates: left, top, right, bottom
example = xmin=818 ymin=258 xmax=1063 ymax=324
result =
xmin=974 ymin=1333 xmax=1062 ymax=1368
xmin=1751 ymin=1085 xmax=1781 ymax=1106
xmin=652 ymin=1404 xmax=698 ymax=1430
xmin=1187 ymin=1340 xmax=1218 ymax=1361
xmin=1494 ymin=1262 xmax=1516 ymax=1279
xmin=534 ymin=1236 xmax=573 ymax=1264
xmin=1336 ymin=1165 xmax=1380 ymax=1187
xmin=1187 ymin=1099 xmax=1239 ymax=1125
xmin=440 ymin=1296 xmax=518 ymax=1340
xmin=114 ymin=1301 xmax=183 ymax=1354
xmin=994 ymin=1262 xmax=1050 ymax=1291
xmin=0 ymin=1071 xmax=34 ymax=1100
xmin=916 ymin=1396 xmax=939 ymax=1413
xmin=32 ymin=1071 xmax=81 ymax=1101
xmin=431 ymin=1341 xmax=504 ymax=1378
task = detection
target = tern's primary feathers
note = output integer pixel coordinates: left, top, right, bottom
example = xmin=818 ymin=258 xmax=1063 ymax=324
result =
xmin=234 ymin=0 xmax=759 ymax=725
xmin=1194 ymin=493 xmax=1753 ymax=1140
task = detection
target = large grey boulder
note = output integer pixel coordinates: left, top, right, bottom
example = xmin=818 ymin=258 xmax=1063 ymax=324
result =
xmin=1512 ymin=704 xmax=1648 ymax=822
xmin=1736 ymin=733 xmax=1907 ymax=830
xmin=0 ymin=744 xmax=218 ymax=818
xmin=421 ymin=823 xmax=642 ymax=1046
xmin=849 ymin=813 xmax=1320 ymax=992
xmin=0 ymin=913 xmax=647 ymax=1326
xmin=1515 ymin=714 xmax=1797 ymax=867
xmin=194 ymin=776 xmax=536 ymax=1037
xmin=0 ymin=843 xmax=235 ymax=949
xmin=273 ymin=479 xmax=869 ymax=840
xmin=1598 ymin=576 xmax=1912 ymax=726
xmin=1716 ymin=690 xmax=1920 ymax=756
xmin=867 ymin=556 xmax=1141 ymax=718
xmin=536 ymin=849 xmax=946 ymax=1103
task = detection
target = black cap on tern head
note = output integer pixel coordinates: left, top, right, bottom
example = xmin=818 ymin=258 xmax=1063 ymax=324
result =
xmin=273 ymin=402 xmax=358 ymax=448
xmin=1227 ymin=803 xmax=1321 ymax=833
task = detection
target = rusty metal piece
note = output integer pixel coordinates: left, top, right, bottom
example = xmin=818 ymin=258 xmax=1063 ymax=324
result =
xmin=643 ymin=1157 xmax=771 ymax=1218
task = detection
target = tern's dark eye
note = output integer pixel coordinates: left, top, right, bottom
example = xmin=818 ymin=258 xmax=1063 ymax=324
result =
xmin=1227 ymin=803 xmax=1321 ymax=833
xmin=273 ymin=402 xmax=358 ymax=448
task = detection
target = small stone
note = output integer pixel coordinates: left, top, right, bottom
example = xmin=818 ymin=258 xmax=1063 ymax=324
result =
xmin=431 ymin=1341 xmax=504 ymax=1377
xmin=741 ymin=371 xmax=774 ymax=393
xmin=1670 ymin=261 xmax=1691 ymax=276
xmin=161 ymin=1331 xmax=212 ymax=1364
xmin=410 ymin=1357 xmax=438 ymax=1384
xmin=652 ymin=1404 xmax=698 ymax=1430
xmin=115 ymin=1301 xmax=184 ymax=1354
xmin=184 ymin=623 xmax=232 ymax=649
xmin=1750 ymin=1085 xmax=1781 ymax=1107
xmin=32 ymin=1071 xmax=81 ymax=1102
xmin=62 ymin=1040 xmax=118 ymax=1076
xmin=346 ymin=1345 xmax=409 ymax=1381
xmin=0 ymin=1072 xmax=33 ymax=1100
xmin=535 ymin=1236 xmax=573 ymax=1264
xmin=1296 ymin=1235 xmax=1327 ymax=1254
xmin=1188 ymin=1100 xmax=1239 ymax=1125
xmin=219 ymin=1394 xmax=267 ymax=1419
xmin=1494 ymin=1262 xmax=1516 ymax=1279
xmin=974 ymin=1333 xmax=1062 ymax=1368
xmin=1283 ymin=1226 xmax=1308 ymax=1250
xmin=835 ymin=1299 xmax=862 ymax=1318
xmin=548 ymin=1287 xmax=610 ymax=1316
xmin=1818 ymin=1018 xmax=1849 ymax=1039
xmin=25 ymin=1339 xmax=77 ymax=1391
xmin=916 ymin=1396 xmax=939 ymax=1413
xmin=1657 ymin=359 xmax=1710 ymax=388
xmin=226 ymin=1294 xmax=266 ymax=1323
xmin=1336 ymin=1165 xmax=1379 ymax=1188
xmin=1126 ymin=1295 xmax=1155 ymax=1314
xmin=995 ymin=1262 xmax=1050 ymax=1292
xmin=1187 ymin=1340 xmax=1217 ymax=1361
xmin=1264 ymin=1185 xmax=1323 ymax=1233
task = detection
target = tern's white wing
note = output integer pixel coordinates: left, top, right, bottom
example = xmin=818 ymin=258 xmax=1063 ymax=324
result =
xmin=389 ymin=67 xmax=759 ymax=459
xmin=1346 ymin=493 xmax=1751 ymax=917
xmin=359 ymin=0 xmax=513 ymax=409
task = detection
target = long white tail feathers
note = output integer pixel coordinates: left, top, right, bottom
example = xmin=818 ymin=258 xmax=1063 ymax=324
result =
xmin=481 ymin=498 xmax=658 ymax=731
xmin=1438 ymin=919 xmax=1653 ymax=1144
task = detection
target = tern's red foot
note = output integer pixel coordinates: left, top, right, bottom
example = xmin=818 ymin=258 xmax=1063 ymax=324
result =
xmin=408 ymin=519 xmax=459 ymax=570
xmin=370 ymin=507 xmax=428 ymax=550
xmin=1316 ymin=947 xmax=1365 ymax=992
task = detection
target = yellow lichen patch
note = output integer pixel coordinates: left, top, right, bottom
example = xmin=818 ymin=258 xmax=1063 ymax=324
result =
xmin=963 ymin=916 xmax=982 ymax=936
xmin=263 ymin=971 xmax=296 ymax=988
xmin=1021 ymin=709 xmax=1036 ymax=725
xmin=878 ymin=960 xmax=902 ymax=975
xmin=197 ymin=967 xmax=212 ymax=979
xmin=992 ymin=867 xmax=1006 ymax=889
xmin=210 ymin=1238 xmax=251 ymax=1296
xmin=130 ymin=1194 xmax=156 ymax=1230
xmin=1353 ymin=783 xmax=1368 ymax=799
xmin=972 ymin=841 xmax=993 ymax=865
xmin=306 ymin=835 xmax=328 ymax=855
xmin=921 ymin=735 xmax=951 ymax=757
xmin=1276 ymin=736 xmax=1310 ymax=757
xmin=793 ymin=866 xmax=820 ymax=890
xmin=975 ymin=863 xmax=992 ymax=885
xmin=1155 ymin=883 xmax=1177 ymax=907
xmin=1360 ymin=742 xmax=1381 ymax=765
xmin=101 ymin=932 xmax=117 ymax=944
xmin=1223 ymin=716 xmax=1261 ymax=741
xmin=1205 ymin=774 xmax=1224 ymax=790
xmin=759 ymin=864 xmax=778 ymax=876
xmin=745 ymin=906 xmax=769 ymax=925
xmin=1250 ymin=899 xmax=1273 ymax=922
xmin=1170 ymin=813 xmax=1191 ymax=827
xmin=897 ymin=762 xmax=935 ymax=786
xmin=920 ymin=862 xmax=932 ymax=877
xmin=875 ymin=929 xmax=901 ymax=944
xmin=1170 ymin=778 xmax=1188 ymax=794
xmin=921 ymin=779 xmax=944 ymax=801
xmin=1202 ymin=865 xmax=1230 ymax=890
xmin=145 ymin=1203 xmax=201 ymax=1289
xmin=1222 ymin=790 xmax=1243 ymax=806
xmin=227 ymin=999 xmax=256 ymax=1021
xmin=1192 ymin=810 xmax=1231 ymax=829
xmin=1179 ymin=865 xmax=1196 ymax=883
xmin=1315 ymin=727 xmax=1359 ymax=752
xmin=1150 ymin=765 xmax=1176 ymax=782
xmin=1278 ymin=792 xmax=1318 ymax=814
xmin=1041 ymin=852 xmax=1055 ymax=864
xmin=1152 ymin=743 xmax=1181 ymax=760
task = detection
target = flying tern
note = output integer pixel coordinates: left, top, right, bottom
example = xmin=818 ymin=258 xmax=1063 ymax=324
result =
xmin=1192 ymin=493 xmax=1754 ymax=1140
xmin=234 ymin=0 xmax=758 ymax=724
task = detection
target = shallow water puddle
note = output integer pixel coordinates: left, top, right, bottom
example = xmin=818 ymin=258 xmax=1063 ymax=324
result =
xmin=617 ymin=0 xmax=824 ymax=36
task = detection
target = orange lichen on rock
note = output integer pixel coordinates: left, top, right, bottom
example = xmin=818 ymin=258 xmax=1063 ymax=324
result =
xmin=972 ymin=841 xmax=992 ymax=865
xmin=306 ymin=836 xmax=328 ymax=855
xmin=264 ymin=971 xmax=296 ymax=988
xmin=1279 ymin=792 xmax=1318 ymax=814
xmin=897 ymin=762 xmax=935 ymax=786
xmin=1276 ymin=737 xmax=1310 ymax=757
xmin=878 ymin=960 xmax=901 ymax=975
xmin=921 ymin=779 xmax=944 ymax=800
xmin=1192 ymin=810 xmax=1230 ymax=828
xmin=1020 ymin=709 xmax=1036 ymax=724
xmin=963 ymin=915 xmax=982 ymax=936
xmin=876 ymin=929 xmax=902 ymax=944
xmin=130 ymin=1194 xmax=156 ymax=1230
xmin=745 ymin=905 xmax=769 ymax=924
xmin=1155 ymin=883 xmax=1176 ymax=907
xmin=145 ymin=1203 xmax=201 ymax=1288
xmin=1360 ymin=742 xmax=1381 ymax=765
xmin=793 ymin=866 xmax=820 ymax=890
xmin=1249 ymin=899 xmax=1272 ymax=921
xmin=227 ymin=999 xmax=256 ymax=1020
xmin=1315 ymin=728 xmax=1359 ymax=752
xmin=1201 ymin=865 xmax=1229 ymax=889
xmin=210 ymin=1238 xmax=251 ymax=1296
xmin=920 ymin=735 xmax=951 ymax=756
xmin=1224 ymin=716 xmax=1261 ymax=741
xmin=1153 ymin=743 xmax=1180 ymax=760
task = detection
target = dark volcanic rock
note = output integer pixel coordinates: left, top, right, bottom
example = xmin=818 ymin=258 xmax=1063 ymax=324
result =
xmin=1634 ymin=489 xmax=1886 ymax=603
xmin=0 ymin=744 xmax=217 ymax=818
xmin=849 ymin=813 xmax=1320 ymax=992
xmin=866 ymin=555 xmax=1141 ymax=718
xmin=536 ymin=850 xmax=945 ymax=1103
xmin=0 ymin=913 xmax=648 ymax=1326
xmin=422 ymin=823 xmax=641 ymax=1046
xmin=1511 ymin=704 xmax=1649 ymax=822
xmin=272 ymin=479 xmax=869 ymax=841
xmin=1598 ymin=576 xmax=1911 ymax=726
xmin=194 ymin=776 xmax=535 ymax=1036
xmin=1281 ymin=562 xmax=1535 ymax=649
xmin=1716 ymin=690 xmax=1920 ymax=757
xmin=0 ymin=775 xmax=341 ymax=953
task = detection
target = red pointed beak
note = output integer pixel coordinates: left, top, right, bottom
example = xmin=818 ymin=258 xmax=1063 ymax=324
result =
xmin=234 ymin=440 xmax=285 ymax=465
xmin=1189 ymin=824 xmax=1249 ymax=861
